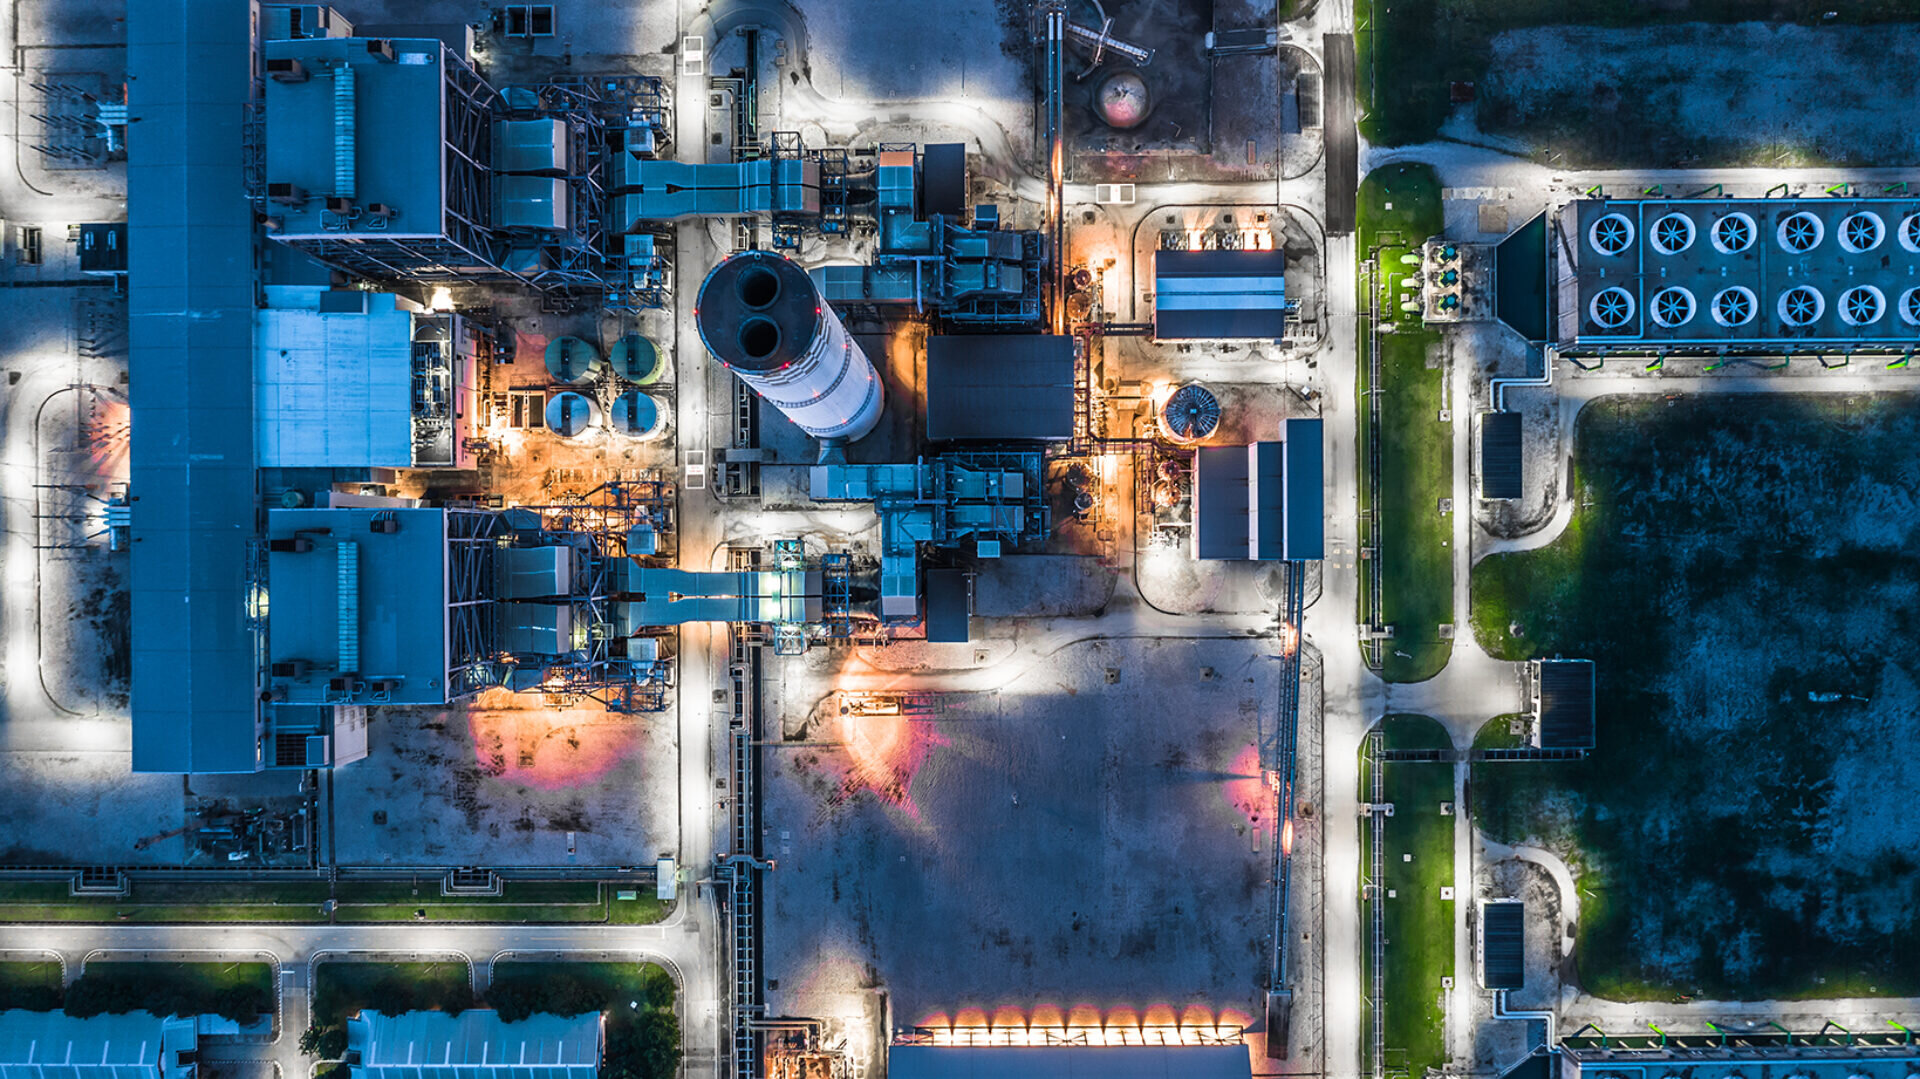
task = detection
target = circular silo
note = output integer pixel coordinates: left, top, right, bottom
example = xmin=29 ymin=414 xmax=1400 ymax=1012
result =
xmin=612 ymin=390 xmax=668 ymax=440
xmin=545 ymin=391 xmax=598 ymax=438
xmin=1160 ymin=383 xmax=1221 ymax=443
xmin=611 ymin=332 xmax=663 ymax=385
xmin=544 ymin=335 xmax=605 ymax=385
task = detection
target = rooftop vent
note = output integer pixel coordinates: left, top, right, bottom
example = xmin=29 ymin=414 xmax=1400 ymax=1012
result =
xmin=1838 ymin=211 xmax=1883 ymax=253
xmin=1589 ymin=286 xmax=1635 ymax=329
xmin=1778 ymin=212 xmax=1823 ymax=253
xmin=1711 ymin=212 xmax=1754 ymax=254
xmin=1588 ymin=212 xmax=1633 ymax=256
xmin=1649 ymin=213 xmax=1694 ymax=255
xmin=1778 ymin=286 xmax=1824 ymax=326
xmin=1650 ymin=286 xmax=1694 ymax=328
xmin=1839 ymin=285 xmax=1884 ymax=325
xmin=1711 ymin=286 xmax=1756 ymax=327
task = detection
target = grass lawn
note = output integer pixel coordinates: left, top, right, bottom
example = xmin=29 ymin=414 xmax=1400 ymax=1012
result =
xmin=312 ymin=962 xmax=474 ymax=1027
xmin=1356 ymin=0 xmax=1920 ymax=147
xmin=68 ymin=962 xmax=273 ymax=1021
xmin=1361 ymin=716 xmax=1456 ymax=1079
xmin=0 ymin=880 xmax=668 ymax=925
xmin=0 ymin=961 xmax=63 ymax=1010
xmin=488 ymin=963 xmax=679 ymax=1079
xmin=1468 ymin=393 xmax=1920 ymax=1000
xmin=1358 ymin=163 xmax=1451 ymax=683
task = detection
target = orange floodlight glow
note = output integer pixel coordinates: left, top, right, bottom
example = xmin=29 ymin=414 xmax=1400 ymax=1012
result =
xmin=1282 ymin=817 xmax=1295 ymax=857
xmin=1223 ymin=743 xmax=1267 ymax=826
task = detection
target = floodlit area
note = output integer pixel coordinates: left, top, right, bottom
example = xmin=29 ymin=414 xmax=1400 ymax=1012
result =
xmin=8 ymin=3 xmax=1920 ymax=1079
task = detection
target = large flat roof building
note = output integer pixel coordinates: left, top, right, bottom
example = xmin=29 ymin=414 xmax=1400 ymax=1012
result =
xmin=127 ymin=0 xmax=263 ymax=773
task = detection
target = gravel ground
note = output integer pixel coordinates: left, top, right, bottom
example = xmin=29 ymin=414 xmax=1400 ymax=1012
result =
xmin=763 ymin=635 xmax=1280 ymax=1070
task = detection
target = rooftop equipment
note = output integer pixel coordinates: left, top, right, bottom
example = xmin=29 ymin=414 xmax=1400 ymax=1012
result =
xmin=1161 ymin=382 xmax=1222 ymax=442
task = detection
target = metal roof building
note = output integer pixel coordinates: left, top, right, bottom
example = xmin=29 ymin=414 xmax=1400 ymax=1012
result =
xmin=1478 ymin=411 xmax=1523 ymax=501
xmin=0 ymin=1010 xmax=199 ymax=1079
xmin=266 ymin=508 xmax=458 ymax=708
xmin=1479 ymin=900 xmax=1525 ymax=989
xmin=1556 ymin=1042 xmax=1920 ymax=1079
xmin=923 ymin=569 xmax=971 ymax=643
xmin=345 ymin=1011 xmax=600 ymax=1079
xmin=926 ymin=335 xmax=1076 ymax=442
xmin=889 ymin=1047 xmax=1250 ymax=1079
xmin=1530 ymin=659 xmax=1595 ymax=750
xmin=127 ymin=0 xmax=263 ymax=773
xmin=1192 ymin=418 xmax=1324 ymax=561
xmin=1554 ymin=197 xmax=1920 ymax=353
xmin=263 ymin=35 xmax=504 ymax=279
xmin=1153 ymin=249 xmax=1289 ymax=339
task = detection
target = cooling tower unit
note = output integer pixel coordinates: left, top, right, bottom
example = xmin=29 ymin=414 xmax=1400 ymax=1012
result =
xmin=696 ymin=252 xmax=884 ymax=443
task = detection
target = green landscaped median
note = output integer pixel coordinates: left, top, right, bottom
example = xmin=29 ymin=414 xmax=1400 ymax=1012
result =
xmin=1358 ymin=163 xmax=1452 ymax=682
xmin=1360 ymin=715 xmax=1456 ymax=1079
xmin=68 ymin=962 xmax=273 ymax=1022
xmin=0 ymin=880 xmax=668 ymax=925
xmin=0 ymin=961 xmax=63 ymax=1011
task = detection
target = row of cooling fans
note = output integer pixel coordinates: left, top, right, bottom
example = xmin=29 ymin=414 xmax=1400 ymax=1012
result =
xmin=1588 ymin=208 xmax=1920 ymax=257
xmin=1588 ymin=282 xmax=1919 ymax=329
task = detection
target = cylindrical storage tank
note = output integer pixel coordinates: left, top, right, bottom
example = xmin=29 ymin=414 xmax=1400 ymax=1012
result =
xmin=1160 ymin=382 xmax=1221 ymax=443
xmin=696 ymin=251 xmax=883 ymax=442
xmin=611 ymin=332 xmax=663 ymax=385
xmin=612 ymin=390 xmax=668 ymax=440
xmin=1094 ymin=69 xmax=1150 ymax=130
xmin=545 ymin=335 xmax=605 ymax=385
xmin=545 ymin=391 xmax=598 ymax=438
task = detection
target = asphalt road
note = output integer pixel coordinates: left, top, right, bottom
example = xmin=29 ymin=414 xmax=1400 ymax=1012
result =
xmin=1321 ymin=34 xmax=1358 ymax=236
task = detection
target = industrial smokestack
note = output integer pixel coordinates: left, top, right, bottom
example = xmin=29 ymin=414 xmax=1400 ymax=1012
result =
xmin=696 ymin=251 xmax=883 ymax=444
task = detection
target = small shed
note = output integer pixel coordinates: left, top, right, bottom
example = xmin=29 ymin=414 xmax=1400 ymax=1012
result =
xmin=1479 ymin=411 xmax=1523 ymax=501
xmin=1480 ymin=899 xmax=1526 ymax=990
xmin=1531 ymin=659 xmax=1595 ymax=750
xmin=924 ymin=569 xmax=971 ymax=643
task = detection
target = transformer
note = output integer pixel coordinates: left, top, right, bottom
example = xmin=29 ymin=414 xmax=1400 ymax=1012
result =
xmin=697 ymin=252 xmax=883 ymax=443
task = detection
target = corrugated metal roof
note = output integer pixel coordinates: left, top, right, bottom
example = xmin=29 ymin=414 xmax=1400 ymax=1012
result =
xmin=1480 ymin=901 xmax=1526 ymax=990
xmin=924 ymin=569 xmax=970 ymax=643
xmin=1479 ymin=412 xmax=1523 ymax=501
xmin=926 ymin=335 xmax=1075 ymax=442
xmin=1283 ymin=418 xmax=1324 ymax=560
xmin=1536 ymin=660 xmax=1595 ymax=750
xmin=1154 ymin=250 xmax=1289 ymax=340
xmin=890 ymin=1047 xmax=1250 ymax=1079
xmin=0 ymin=1009 xmax=171 ymax=1079
xmin=127 ymin=0 xmax=262 ymax=773
xmin=1193 ymin=445 xmax=1251 ymax=560
xmin=346 ymin=1011 xmax=599 ymax=1079
xmin=919 ymin=143 xmax=967 ymax=220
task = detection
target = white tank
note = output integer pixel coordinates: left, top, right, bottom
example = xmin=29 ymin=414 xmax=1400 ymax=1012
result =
xmin=696 ymin=252 xmax=883 ymax=443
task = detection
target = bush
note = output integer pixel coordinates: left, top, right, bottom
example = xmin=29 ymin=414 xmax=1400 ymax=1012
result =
xmin=301 ymin=1025 xmax=349 ymax=1059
